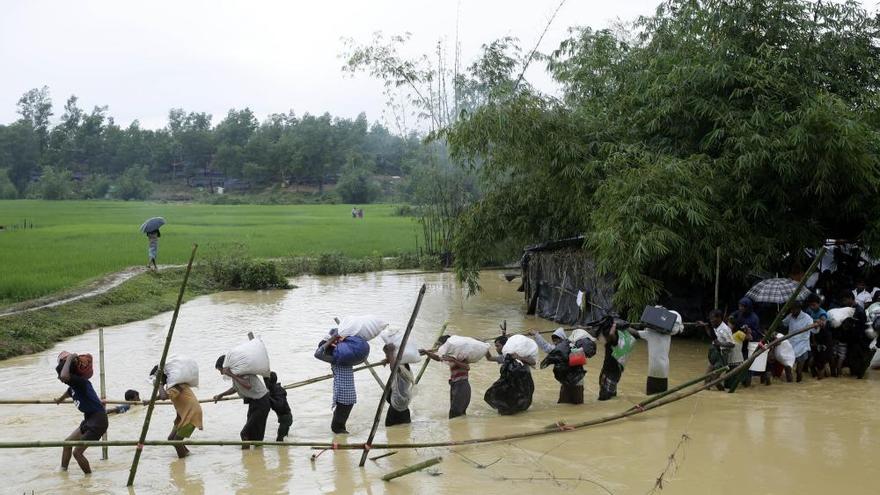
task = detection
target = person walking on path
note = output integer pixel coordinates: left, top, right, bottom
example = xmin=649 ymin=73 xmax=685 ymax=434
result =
xmin=146 ymin=230 xmax=160 ymax=271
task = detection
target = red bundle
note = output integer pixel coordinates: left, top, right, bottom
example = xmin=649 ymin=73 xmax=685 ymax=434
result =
xmin=58 ymin=352 xmax=95 ymax=379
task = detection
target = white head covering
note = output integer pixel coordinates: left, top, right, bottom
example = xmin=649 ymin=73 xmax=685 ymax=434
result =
xmin=569 ymin=328 xmax=595 ymax=343
xmin=552 ymin=328 xmax=567 ymax=341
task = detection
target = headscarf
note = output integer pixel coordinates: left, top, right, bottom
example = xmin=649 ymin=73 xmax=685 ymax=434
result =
xmin=552 ymin=328 xmax=567 ymax=341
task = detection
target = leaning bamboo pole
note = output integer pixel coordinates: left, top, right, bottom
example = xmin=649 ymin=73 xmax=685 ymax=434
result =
xmin=363 ymin=359 xmax=387 ymax=390
xmin=126 ymin=244 xmax=198 ymax=487
xmin=415 ymin=322 xmax=447 ymax=384
xmin=99 ymin=328 xmax=108 ymax=460
xmin=359 ymin=284 xmax=427 ymax=467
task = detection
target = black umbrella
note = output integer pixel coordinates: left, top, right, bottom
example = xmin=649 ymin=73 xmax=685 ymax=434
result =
xmin=140 ymin=217 xmax=165 ymax=233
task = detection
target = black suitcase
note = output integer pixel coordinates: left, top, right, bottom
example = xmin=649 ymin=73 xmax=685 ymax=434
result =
xmin=640 ymin=306 xmax=677 ymax=334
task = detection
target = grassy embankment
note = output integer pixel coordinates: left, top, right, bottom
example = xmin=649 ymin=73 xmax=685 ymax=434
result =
xmin=0 ymin=200 xmax=422 ymax=359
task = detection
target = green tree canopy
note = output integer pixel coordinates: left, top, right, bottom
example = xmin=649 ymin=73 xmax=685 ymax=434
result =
xmin=443 ymin=0 xmax=880 ymax=313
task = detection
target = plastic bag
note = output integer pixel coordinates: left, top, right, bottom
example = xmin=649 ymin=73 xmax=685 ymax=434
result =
xmin=484 ymin=357 xmax=535 ymax=415
xmin=338 ymin=315 xmax=388 ymax=341
xmin=773 ymin=333 xmax=795 ymax=368
xmin=163 ymin=355 xmax=199 ymax=388
xmin=828 ymin=307 xmax=855 ymax=328
xmin=502 ymin=334 xmax=539 ymax=364
xmin=333 ymin=336 xmax=370 ymax=366
xmin=380 ymin=329 xmax=421 ymax=364
xmin=224 ymin=337 xmax=271 ymax=377
xmin=437 ymin=335 xmax=490 ymax=363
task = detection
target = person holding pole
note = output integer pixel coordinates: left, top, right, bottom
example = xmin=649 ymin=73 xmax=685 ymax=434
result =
xmin=213 ymin=356 xmax=271 ymax=448
xmin=152 ymin=366 xmax=203 ymax=458
xmin=420 ymin=335 xmax=471 ymax=418
xmin=54 ymin=352 xmax=108 ymax=474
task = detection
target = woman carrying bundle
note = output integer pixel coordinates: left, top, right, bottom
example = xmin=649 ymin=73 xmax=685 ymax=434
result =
xmin=531 ymin=328 xmax=597 ymax=404
xmin=598 ymin=319 xmax=636 ymax=401
xmin=152 ymin=365 xmax=203 ymax=458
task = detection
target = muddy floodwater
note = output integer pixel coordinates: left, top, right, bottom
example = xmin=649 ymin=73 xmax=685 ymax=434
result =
xmin=1 ymin=271 xmax=878 ymax=494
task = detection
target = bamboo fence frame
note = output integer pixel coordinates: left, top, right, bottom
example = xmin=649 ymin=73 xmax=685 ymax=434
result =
xmin=0 ymin=249 xmax=829 ymax=458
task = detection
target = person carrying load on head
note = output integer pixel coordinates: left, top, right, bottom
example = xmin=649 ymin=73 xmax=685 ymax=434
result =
xmin=53 ymin=352 xmax=107 ymax=474
xmin=804 ymin=293 xmax=831 ymax=378
xmin=213 ymin=355 xmax=271 ymax=448
xmin=531 ymin=327 xmax=596 ymax=405
xmin=382 ymin=341 xmax=415 ymax=427
xmin=152 ymin=365 xmax=203 ymax=458
xmin=421 ymin=335 xmax=471 ymax=419
xmin=314 ymin=328 xmax=361 ymax=434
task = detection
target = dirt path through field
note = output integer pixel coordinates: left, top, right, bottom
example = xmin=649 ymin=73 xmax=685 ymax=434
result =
xmin=0 ymin=265 xmax=179 ymax=318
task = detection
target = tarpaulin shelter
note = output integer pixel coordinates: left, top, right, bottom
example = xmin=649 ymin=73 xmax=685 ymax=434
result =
xmin=521 ymin=236 xmax=615 ymax=325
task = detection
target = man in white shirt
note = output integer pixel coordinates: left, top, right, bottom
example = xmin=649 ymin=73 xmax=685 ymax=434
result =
xmin=852 ymin=279 xmax=880 ymax=308
xmin=782 ymin=301 xmax=821 ymax=382
xmin=702 ymin=309 xmax=734 ymax=390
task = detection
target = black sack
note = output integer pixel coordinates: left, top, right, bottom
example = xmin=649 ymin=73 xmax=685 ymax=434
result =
xmin=484 ymin=356 xmax=535 ymax=415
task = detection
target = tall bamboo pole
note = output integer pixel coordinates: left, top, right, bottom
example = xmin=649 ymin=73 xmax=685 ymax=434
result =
xmin=98 ymin=328 xmax=108 ymax=460
xmin=126 ymin=243 xmax=198 ymax=487
xmin=415 ymin=322 xmax=447 ymax=384
xmin=714 ymin=246 xmax=721 ymax=310
xmin=358 ymin=284 xmax=427 ymax=467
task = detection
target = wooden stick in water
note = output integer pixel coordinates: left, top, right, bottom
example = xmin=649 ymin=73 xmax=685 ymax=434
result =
xmin=99 ymin=328 xmax=108 ymax=460
xmin=369 ymin=451 xmax=398 ymax=461
xmin=382 ymin=457 xmax=443 ymax=481
xmin=415 ymin=322 xmax=447 ymax=384
xmin=359 ymin=284 xmax=427 ymax=467
xmin=126 ymin=243 xmax=198 ymax=487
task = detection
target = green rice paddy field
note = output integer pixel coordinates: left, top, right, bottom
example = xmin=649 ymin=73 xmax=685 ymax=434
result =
xmin=0 ymin=200 xmax=418 ymax=305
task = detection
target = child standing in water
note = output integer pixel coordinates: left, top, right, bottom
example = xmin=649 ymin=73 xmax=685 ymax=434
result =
xmin=263 ymin=372 xmax=293 ymax=441
xmin=54 ymin=353 xmax=108 ymax=474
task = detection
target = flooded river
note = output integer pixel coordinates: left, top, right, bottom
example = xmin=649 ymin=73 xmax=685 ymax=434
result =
xmin=1 ymin=271 xmax=878 ymax=494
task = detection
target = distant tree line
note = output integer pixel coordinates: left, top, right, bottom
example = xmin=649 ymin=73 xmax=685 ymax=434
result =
xmin=0 ymin=87 xmax=434 ymax=201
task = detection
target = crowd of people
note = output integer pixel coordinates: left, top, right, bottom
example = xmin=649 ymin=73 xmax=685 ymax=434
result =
xmin=51 ymin=278 xmax=878 ymax=475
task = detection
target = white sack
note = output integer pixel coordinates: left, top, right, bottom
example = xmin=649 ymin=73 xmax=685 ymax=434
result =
xmin=380 ymin=328 xmax=422 ymax=365
xmin=748 ymin=342 xmax=768 ymax=373
xmin=773 ymin=334 xmax=796 ymax=368
xmin=502 ymin=334 xmax=539 ymax=364
xmin=437 ymin=335 xmax=490 ymax=364
xmin=163 ymin=355 xmax=199 ymax=388
xmin=827 ymin=307 xmax=855 ymax=328
xmin=339 ymin=315 xmax=389 ymax=341
xmin=224 ymin=337 xmax=271 ymax=377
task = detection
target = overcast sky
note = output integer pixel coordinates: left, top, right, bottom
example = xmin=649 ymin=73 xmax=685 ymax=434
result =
xmin=1 ymin=0 xmax=873 ymax=130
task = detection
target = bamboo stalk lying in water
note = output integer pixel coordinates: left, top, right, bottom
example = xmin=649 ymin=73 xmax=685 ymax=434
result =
xmin=382 ymin=456 xmax=442 ymax=481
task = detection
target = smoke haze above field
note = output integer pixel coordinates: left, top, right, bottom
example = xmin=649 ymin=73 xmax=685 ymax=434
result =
xmin=0 ymin=0 xmax=665 ymax=130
